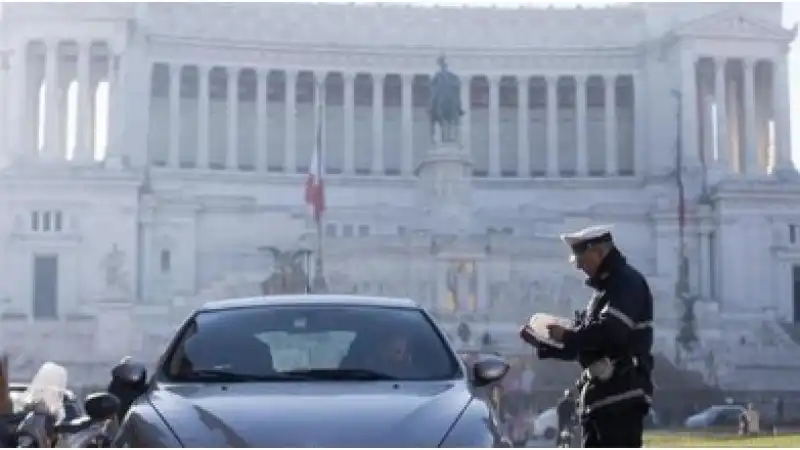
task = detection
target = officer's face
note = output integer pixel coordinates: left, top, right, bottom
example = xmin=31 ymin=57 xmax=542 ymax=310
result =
xmin=572 ymin=248 xmax=603 ymax=277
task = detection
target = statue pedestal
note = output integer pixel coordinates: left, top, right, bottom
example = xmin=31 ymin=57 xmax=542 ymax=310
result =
xmin=94 ymin=294 xmax=136 ymax=359
xmin=416 ymin=140 xmax=473 ymax=235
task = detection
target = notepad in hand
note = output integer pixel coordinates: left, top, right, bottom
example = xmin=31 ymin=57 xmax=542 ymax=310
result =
xmin=527 ymin=313 xmax=572 ymax=350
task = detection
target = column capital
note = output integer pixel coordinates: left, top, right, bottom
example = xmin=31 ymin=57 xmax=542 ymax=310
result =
xmin=545 ymin=74 xmax=559 ymax=84
xmin=284 ymin=69 xmax=298 ymax=80
xmin=574 ymin=74 xmax=588 ymax=85
xmin=169 ymin=62 xmax=182 ymax=76
xmin=255 ymin=67 xmax=270 ymax=77
xmin=372 ymin=72 xmax=386 ymax=82
xmin=226 ymin=66 xmax=240 ymax=77
xmin=713 ymin=57 xmax=727 ymax=71
xmin=603 ymin=73 xmax=617 ymax=84
xmin=742 ymin=57 xmax=758 ymax=70
xmin=486 ymin=74 xmax=502 ymax=85
xmin=341 ymin=72 xmax=357 ymax=83
xmin=516 ymin=74 xmax=529 ymax=84
xmin=400 ymin=72 xmax=415 ymax=83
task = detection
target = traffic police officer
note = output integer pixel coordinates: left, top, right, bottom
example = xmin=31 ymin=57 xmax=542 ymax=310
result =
xmin=520 ymin=225 xmax=654 ymax=448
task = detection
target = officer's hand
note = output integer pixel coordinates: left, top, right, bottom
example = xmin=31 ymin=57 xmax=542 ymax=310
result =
xmin=519 ymin=325 xmax=543 ymax=349
xmin=547 ymin=324 xmax=568 ymax=341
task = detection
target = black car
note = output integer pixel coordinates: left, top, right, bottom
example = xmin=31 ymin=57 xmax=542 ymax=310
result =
xmin=111 ymin=295 xmax=510 ymax=447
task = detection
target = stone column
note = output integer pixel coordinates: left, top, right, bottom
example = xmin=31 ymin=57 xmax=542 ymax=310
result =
xmin=545 ymin=75 xmax=559 ymax=177
xmin=342 ymin=72 xmax=355 ymax=175
xmin=255 ymin=68 xmax=268 ymax=172
xmin=633 ymin=73 xmax=646 ymax=176
xmin=742 ymin=58 xmax=759 ymax=176
xmin=702 ymin=94 xmax=715 ymax=168
xmin=460 ymin=75 xmax=471 ymax=150
xmin=43 ymin=40 xmax=61 ymax=160
xmin=167 ymin=63 xmax=181 ymax=168
xmin=401 ymin=73 xmax=413 ymax=176
xmin=713 ymin=57 xmax=730 ymax=172
xmin=196 ymin=65 xmax=210 ymax=169
xmin=371 ymin=72 xmax=385 ymax=175
xmin=604 ymin=74 xmax=618 ymax=176
xmin=772 ymin=55 xmax=795 ymax=175
xmin=106 ymin=49 xmax=126 ymax=166
xmin=680 ymin=53 xmax=700 ymax=168
xmin=74 ymin=41 xmax=93 ymax=163
xmin=488 ymin=75 xmax=501 ymax=177
xmin=0 ymin=48 xmax=8 ymax=162
xmin=225 ymin=67 xmax=239 ymax=170
xmin=284 ymin=70 xmax=297 ymax=174
xmin=699 ymin=230 xmax=712 ymax=300
xmin=516 ymin=75 xmax=530 ymax=177
xmin=575 ymin=74 xmax=588 ymax=177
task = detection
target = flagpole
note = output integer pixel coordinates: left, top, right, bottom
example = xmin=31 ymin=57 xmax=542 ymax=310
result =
xmin=312 ymin=80 xmax=327 ymax=293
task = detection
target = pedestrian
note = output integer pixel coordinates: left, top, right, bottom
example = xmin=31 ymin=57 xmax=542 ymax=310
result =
xmin=519 ymin=225 xmax=654 ymax=448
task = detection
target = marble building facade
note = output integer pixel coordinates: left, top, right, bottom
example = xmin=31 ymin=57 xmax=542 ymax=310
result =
xmin=0 ymin=2 xmax=800 ymax=389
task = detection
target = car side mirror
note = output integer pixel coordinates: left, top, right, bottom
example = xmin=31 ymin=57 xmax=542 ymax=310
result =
xmin=472 ymin=355 xmax=509 ymax=388
xmin=85 ymin=392 xmax=120 ymax=422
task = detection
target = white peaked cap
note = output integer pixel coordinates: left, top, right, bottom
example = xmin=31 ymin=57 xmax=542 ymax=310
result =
xmin=559 ymin=224 xmax=614 ymax=248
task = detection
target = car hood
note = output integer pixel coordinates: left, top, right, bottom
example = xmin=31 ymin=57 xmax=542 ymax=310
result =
xmin=148 ymin=380 xmax=471 ymax=447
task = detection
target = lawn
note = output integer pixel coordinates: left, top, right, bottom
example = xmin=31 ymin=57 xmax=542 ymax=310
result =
xmin=644 ymin=431 xmax=800 ymax=447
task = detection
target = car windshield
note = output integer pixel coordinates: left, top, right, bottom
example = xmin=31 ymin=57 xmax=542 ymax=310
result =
xmin=161 ymin=304 xmax=461 ymax=382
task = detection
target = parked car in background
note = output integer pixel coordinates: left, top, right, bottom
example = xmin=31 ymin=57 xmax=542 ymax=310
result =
xmin=684 ymin=404 xmax=746 ymax=429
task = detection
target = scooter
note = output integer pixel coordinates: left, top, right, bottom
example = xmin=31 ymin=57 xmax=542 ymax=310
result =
xmin=14 ymin=362 xmax=120 ymax=448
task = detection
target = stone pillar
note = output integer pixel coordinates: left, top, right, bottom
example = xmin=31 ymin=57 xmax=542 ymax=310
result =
xmin=699 ymin=230 xmax=712 ymax=300
xmin=742 ymin=58 xmax=759 ymax=176
xmin=604 ymin=74 xmax=618 ymax=176
xmin=74 ymin=41 xmax=93 ymax=163
xmin=702 ymin=93 xmax=715 ymax=168
xmin=284 ymin=70 xmax=297 ymax=174
xmin=633 ymin=73 xmax=646 ymax=176
xmin=545 ymin=75 xmax=559 ymax=177
xmin=255 ymin=68 xmax=268 ymax=172
xmin=225 ymin=67 xmax=239 ymax=170
xmin=43 ymin=40 xmax=60 ymax=160
xmin=401 ymin=73 xmax=413 ymax=176
xmin=313 ymin=71 xmax=324 ymax=147
xmin=516 ymin=75 xmax=530 ymax=177
xmin=342 ymin=72 xmax=355 ymax=175
xmin=167 ymin=63 xmax=181 ymax=168
xmin=106 ymin=49 xmax=125 ymax=167
xmin=196 ymin=65 xmax=210 ymax=169
xmin=575 ymin=74 xmax=588 ymax=177
xmin=371 ymin=72 xmax=385 ymax=175
xmin=0 ymin=48 xmax=7 ymax=162
xmin=488 ymin=75 xmax=500 ymax=177
xmin=713 ymin=57 xmax=730 ymax=172
xmin=772 ymin=55 xmax=796 ymax=176
xmin=460 ymin=75 xmax=471 ymax=150
xmin=680 ymin=53 xmax=700 ymax=168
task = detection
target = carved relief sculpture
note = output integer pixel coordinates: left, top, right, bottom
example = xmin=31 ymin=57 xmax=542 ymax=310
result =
xmin=101 ymin=244 xmax=131 ymax=295
xmin=445 ymin=260 xmax=478 ymax=314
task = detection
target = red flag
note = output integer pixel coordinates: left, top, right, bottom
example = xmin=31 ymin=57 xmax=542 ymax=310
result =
xmin=304 ymin=106 xmax=325 ymax=222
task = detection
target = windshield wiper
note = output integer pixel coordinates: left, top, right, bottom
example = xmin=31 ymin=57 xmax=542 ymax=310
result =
xmin=181 ymin=369 xmax=308 ymax=382
xmin=282 ymin=368 xmax=399 ymax=381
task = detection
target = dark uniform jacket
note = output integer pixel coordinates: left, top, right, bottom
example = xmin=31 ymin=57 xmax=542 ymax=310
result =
xmin=538 ymin=248 xmax=654 ymax=420
xmin=557 ymin=396 xmax=576 ymax=431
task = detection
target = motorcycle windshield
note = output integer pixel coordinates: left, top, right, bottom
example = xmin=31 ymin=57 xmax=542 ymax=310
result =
xmin=21 ymin=362 xmax=68 ymax=422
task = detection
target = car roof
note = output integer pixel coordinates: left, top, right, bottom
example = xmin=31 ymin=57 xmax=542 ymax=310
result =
xmin=200 ymin=294 xmax=420 ymax=312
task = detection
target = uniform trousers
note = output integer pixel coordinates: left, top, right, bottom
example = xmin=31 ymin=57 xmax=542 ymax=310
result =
xmin=581 ymin=404 xmax=647 ymax=448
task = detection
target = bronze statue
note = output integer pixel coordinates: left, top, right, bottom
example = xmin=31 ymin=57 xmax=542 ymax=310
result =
xmin=429 ymin=55 xmax=464 ymax=143
xmin=259 ymin=247 xmax=311 ymax=295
